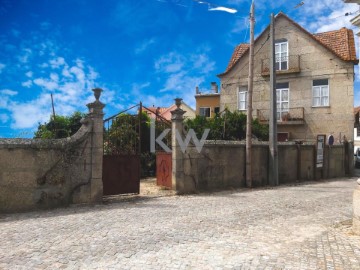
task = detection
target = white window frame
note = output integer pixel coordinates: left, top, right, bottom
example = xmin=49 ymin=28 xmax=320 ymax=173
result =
xmin=238 ymin=86 xmax=248 ymax=111
xmin=199 ymin=107 xmax=211 ymax=117
xmin=275 ymin=41 xmax=288 ymax=71
xmin=276 ymin=83 xmax=290 ymax=121
xmin=312 ymin=79 xmax=329 ymax=107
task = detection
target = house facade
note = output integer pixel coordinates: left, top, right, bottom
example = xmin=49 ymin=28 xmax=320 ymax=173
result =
xmin=195 ymin=82 xmax=220 ymax=118
xmin=218 ymin=12 xmax=358 ymax=142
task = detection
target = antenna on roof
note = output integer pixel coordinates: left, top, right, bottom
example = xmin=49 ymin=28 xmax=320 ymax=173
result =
xmin=294 ymin=1 xmax=304 ymax=9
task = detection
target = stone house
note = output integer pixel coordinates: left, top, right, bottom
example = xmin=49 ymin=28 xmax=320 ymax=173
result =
xmin=218 ymin=12 xmax=358 ymax=142
xmin=195 ymin=82 xmax=220 ymax=118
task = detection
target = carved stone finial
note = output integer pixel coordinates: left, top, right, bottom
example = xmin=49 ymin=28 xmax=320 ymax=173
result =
xmin=87 ymin=88 xmax=105 ymax=115
xmin=93 ymin=88 xmax=103 ymax=101
xmin=175 ymin=98 xmax=182 ymax=109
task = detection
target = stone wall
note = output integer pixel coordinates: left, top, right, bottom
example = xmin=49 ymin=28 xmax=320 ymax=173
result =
xmin=0 ymin=89 xmax=104 ymax=213
xmin=176 ymin=141 xmax=352 ymax=192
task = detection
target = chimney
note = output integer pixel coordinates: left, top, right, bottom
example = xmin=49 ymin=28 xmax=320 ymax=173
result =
xmin=196 ymin=86 xmax=200 ymax=94
xmin=211 ymin=82 xmax=218 ymax=93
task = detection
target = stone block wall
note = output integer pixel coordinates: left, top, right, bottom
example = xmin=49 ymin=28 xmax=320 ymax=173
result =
xmin=0 ymin=89 xmax=105 ymax=213
xmin=175 ymin=141 xmax=351 ymax=192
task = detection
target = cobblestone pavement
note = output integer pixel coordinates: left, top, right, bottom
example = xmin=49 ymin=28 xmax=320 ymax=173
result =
xmin=1 ymin=178 xmax=360 ymax=269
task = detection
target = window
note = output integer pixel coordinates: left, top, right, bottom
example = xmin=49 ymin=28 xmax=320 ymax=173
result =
xmin=199 ymin=107 xmax=211 ymax=117
xmin=276 ymin=82 xmax=289 ymax=121
xmin=214 ymin=107 xmax=220 ymax=115
xmin=238 ymin=86 xmax=247 ymax=111
xmin=275 ymin=40 xmax=288 ymax=71
xmin=312 ymin=79 xmax=329 ymax=107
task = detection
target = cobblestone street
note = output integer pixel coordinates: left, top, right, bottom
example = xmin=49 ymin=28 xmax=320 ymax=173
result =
xmin=1 ymin=178 xmax=360 ymax=269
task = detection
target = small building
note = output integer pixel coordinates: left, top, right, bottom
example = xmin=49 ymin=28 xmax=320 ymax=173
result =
xmin=195 ymin=82 xmax=220 ymax=118
xmin=218 ymin=12 xmax=358 ymax=142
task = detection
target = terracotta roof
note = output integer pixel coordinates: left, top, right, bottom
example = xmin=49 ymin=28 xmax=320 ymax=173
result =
xmin=143 ymin=106 xmax=167 ymax=116
xmin=220 ymin=12 xmax=358 ymax=76
xmin=313 ymin=28 xmax=357 ymax=62
xmin=224 ymin=44 xmax=250 ymax=73
xmin=354 ymin=106 xmax=360 ymax=115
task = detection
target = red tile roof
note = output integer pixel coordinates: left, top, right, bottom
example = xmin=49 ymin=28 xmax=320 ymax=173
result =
xmin=313 ymin=28 xmax=357 ymax=62
xmin=224 ymin=44 xmax=250 ymax=73
xmin=354 ymin=106 xmax=360 ymax=115
xmin=220 ymin=13 xmax=358 ymax=76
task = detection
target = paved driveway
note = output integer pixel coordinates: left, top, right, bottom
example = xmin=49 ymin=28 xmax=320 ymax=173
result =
xmin=1 ymin=178 xmax=360 ymax=269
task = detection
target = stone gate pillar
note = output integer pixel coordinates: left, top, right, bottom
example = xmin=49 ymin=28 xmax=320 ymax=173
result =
xmin=87 ymin=88 xmax=105 ymax=203
xmin=171 ymin=98 xmax=186 ymax=194
xmin=170 ymin=98 xmax=196 ymax=194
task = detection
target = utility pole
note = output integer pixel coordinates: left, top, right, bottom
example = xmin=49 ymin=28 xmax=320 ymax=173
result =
xmin=246 ymin=0 xmax=255 ymax=188
xmin=51 ymin=93 xmax=56 ymax=119
xmin=269 ymin=13 xmax=278 ymax=186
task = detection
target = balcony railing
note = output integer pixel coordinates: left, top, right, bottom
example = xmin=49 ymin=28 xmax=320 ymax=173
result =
xmin=261 ymin=55 xmax=301 ymax=76
xmin=257 ymin=107 xmax=305 ymax=125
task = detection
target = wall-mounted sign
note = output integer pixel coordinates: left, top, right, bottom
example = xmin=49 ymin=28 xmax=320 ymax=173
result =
xmin=316 ymin=134 xmax=326 ymax=168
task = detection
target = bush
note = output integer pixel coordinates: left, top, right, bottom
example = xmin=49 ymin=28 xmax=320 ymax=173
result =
xmin=184 ymin=110 xmax=268 ymax=141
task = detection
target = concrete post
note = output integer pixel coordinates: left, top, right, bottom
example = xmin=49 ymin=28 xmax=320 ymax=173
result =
xmin=86 ymin=88 xmax=105 ymax=203
xmin=171 ymin=98 xmax=187 ymax=194
xmin=354 ymin=180 xmax=360 ymax=235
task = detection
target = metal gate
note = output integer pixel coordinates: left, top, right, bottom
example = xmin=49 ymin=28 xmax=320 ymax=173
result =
xmin=102 ymin=103 xmax=173 ymax=196
xmin=102 ymin=104 xmax=142 ymax=196
xmin=156 ymin=152 xmax=172 ymax=189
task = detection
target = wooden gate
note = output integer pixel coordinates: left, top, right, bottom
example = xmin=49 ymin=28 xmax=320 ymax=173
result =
xmin=156 ymin=152 xmax=172 ymax=189
xmin=102 ymin=104 xmax=142 ymax=196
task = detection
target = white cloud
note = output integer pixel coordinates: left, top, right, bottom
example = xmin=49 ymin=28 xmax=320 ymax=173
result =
xmin=0 ymin=89 xmax=18 ymax=96
xmin=25 ymin=71 xmax=33 ymax=78
xmin=49 ymin=57 xmax=66 ymax=69
xmin=153 ymin=49 xmax=216 ymax=108
xmin=0 ymin=114 xmax=9 ymax=123
xmin=18 ymin=48 xmax=32 ymax=64
xmin=135 ymin=38 xmax=156 ymax=54
xmin=131 ymin=82 xmax=151 ymax=96
xmin=0 ymin=89 xmax=17 ymax=110
xmin=21 ymin=80 xmax=33 ymax=88
xmin=154 ymin=52 xmax=185 ymax=73
xmin=62 ymin=66 xmax=72 ymax=77
xmin=0 ymin=63 xmax=5 ymax=74
xmin=33 ymin=78 xmax=58 ymax=91
xmin=303 ymin=2 xmax=358 ymax=33
xmin=50 ymin=73 xmax=59 ymax=82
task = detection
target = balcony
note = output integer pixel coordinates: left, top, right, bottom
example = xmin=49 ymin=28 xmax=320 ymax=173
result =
xmin=257 ymin=107 xmax=305 ymax=125
xmin=261 ymin=55 xmax=301 ymax=76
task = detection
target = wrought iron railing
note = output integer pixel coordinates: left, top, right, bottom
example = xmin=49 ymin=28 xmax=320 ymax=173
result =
xmin=257 ymin=107 xmax=305 ymax=124
xmin=261 ymin=55 xmax=301 ymax=76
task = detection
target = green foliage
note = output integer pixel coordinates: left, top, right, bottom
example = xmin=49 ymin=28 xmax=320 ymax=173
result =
xmin=184 ymin=109 xmax=269 ymax=141
xmin=34 ymin=112 xmax=87 ymax=139
xmin=104 ymin=112 xmax=152 ymax=155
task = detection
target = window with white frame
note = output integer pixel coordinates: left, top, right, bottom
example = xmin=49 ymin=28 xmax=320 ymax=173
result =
xmin=275 ymin=40 xmax=288 ymax=71
xmin=238 ymin=86 xmax=247 ymax=111
xmin=276 ymin=82 xmax=289 ymax=121
xmin=312 ymin=79 xmax=329 ymax=107
xmin=199 ymin=107 xmax=211 ymax=117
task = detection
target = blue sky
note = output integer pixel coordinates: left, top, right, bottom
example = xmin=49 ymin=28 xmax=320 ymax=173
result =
xmin=0 ymin=0 xmax=359 ymax=137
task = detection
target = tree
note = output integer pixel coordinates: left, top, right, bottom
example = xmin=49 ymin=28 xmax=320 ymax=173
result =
xmin=34 ymin=111 xmax=87 ymax=139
